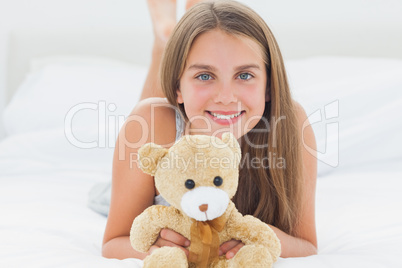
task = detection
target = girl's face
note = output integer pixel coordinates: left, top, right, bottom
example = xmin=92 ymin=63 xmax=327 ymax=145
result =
xmin=178 ymin=29 xmax=268 ymax=139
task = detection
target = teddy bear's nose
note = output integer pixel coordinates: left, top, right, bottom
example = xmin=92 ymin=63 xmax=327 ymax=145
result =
xmin=199 ymin=204 xmax=208 ymax=212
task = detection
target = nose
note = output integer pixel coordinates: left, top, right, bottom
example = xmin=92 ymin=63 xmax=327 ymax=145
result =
xmin=199 ymin=204 xmax=208 ymax=212
xmin=214 ymin=82 xmax=237 ymax=105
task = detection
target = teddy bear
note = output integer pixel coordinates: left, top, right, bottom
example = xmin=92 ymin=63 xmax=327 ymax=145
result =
xmin=130 ymin=132 xmax=281 ymax=268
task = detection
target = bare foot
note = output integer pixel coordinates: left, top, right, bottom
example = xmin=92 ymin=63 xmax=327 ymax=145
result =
xmin=147 ymin=0 xmax=177 ymax=45
xmin=185 ymin=0 xmax=205 ymax=10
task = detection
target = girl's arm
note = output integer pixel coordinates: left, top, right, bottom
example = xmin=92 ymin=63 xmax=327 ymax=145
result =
xmin=102 ymin=98 xmax=181 ymax=259
xmin=276 ymin=101 xmax=317 ymax=257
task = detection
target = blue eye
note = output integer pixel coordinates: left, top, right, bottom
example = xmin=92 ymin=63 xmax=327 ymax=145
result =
xmin=197 ymin=74 xmax=212 ymax=81
xmin=238 ymin=73 xmax=252 ymax=80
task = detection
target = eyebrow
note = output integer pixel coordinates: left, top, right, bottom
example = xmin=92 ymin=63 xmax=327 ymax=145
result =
xmin=235 ymin=64 xmax=261 ymax=72
xmin=187 ymin=64 xmax=261 ymax=72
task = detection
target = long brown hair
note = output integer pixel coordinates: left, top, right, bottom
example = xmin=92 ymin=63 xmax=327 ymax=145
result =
xmin=161 ymin=0 xmax=302 ymax=236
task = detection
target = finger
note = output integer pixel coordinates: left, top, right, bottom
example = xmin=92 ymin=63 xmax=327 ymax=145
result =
xmin=219 ymin=240 xmax=242 ymax=255
xmin=148 ymin=245 xmax=160 ymax=255
xmin=160 ymin=228 xmax=191 ymax=247
xmin=154 ymin=237 xmax=190 ymax=257
xmin=154 ymin=237 xmax=180 ymax=248
xmin=226 ymin=242 xmax=244 ymax=259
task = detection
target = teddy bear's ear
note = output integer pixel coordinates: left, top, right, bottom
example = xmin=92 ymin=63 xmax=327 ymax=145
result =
xmin=138 ymin=143 xmax=168 ymax=176
xmin=221 ymin=132 xmax=241 ymax=163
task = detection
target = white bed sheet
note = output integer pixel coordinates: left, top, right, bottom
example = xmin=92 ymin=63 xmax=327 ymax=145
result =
xmin=1 ymin=56 xmax=402 ymax=267
xmin=1 ymin=130 xmax=401 ymax=268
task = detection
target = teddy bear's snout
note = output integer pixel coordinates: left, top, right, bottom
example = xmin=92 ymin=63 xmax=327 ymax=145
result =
xmin=199 ymin=204 xmax=208 ymax=212
xmin=181 ymin=186 xmax=229 ymax=221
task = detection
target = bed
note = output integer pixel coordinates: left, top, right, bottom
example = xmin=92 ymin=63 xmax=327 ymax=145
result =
xmin=1 ymin=1 xmax=402 ymax=267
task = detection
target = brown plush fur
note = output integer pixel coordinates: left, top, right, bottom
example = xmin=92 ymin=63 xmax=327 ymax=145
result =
xmin=130 ymin=133 xmax=281 ymax=267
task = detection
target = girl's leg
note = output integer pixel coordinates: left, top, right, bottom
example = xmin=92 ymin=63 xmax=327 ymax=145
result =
xmin=140 ymin=0 xmax=205 ymax=101
xmin=140 ymin=0 xmax=177 ymax=101
xmin=185 ymin=0 xmax=203 ymax=10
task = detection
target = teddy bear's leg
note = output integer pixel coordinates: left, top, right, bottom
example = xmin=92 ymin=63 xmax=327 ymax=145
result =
xmin=143 ymin=247 xmax=188 ymax=268
xmin=227 ymin=245 xmax=273 ymax=268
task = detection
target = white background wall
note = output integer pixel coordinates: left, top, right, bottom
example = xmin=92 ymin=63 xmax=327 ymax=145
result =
xmin=1 ymin=0 xmax=401 ymax=35
xmin=0 ymin=0 xmax=150 ymax=30
xmin=1 ymin=0 xmax=401 ymax=47
xmin=0 ymin=0 xmax=401 ymax=53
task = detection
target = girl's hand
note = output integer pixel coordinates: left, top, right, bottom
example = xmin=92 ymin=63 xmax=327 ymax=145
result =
xmin=219 ymin=239 xmax=244 ymax=259
xmin=149 ymin=228 xmax=191 ymax=256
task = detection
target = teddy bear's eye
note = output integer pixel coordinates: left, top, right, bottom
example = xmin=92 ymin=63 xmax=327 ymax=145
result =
xmin=185 ymin=179 xmax=195 ymax=189
xmin=213 ymin=176 xmax=223 ymax=186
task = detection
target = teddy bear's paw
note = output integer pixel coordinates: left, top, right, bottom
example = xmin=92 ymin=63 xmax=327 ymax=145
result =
xmin=143 ymin=247 xmax=188 ymax=268
xmin=227 ymin=245 xmax=273 ymax=268
xmin=209 ymin=257 xmax=228 ymax=268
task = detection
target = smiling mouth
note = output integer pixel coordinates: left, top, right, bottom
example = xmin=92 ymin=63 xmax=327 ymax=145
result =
xmin=207 ymin=111 xmax=244 ymax=120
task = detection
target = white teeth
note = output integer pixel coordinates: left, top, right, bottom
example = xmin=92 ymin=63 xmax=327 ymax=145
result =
xmin=210 ymin=111 xmax=242 ymax=119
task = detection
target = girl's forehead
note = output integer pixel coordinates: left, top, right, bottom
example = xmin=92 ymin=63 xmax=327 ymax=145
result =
xmin=185 ymin=29 xmax=266 ymax=69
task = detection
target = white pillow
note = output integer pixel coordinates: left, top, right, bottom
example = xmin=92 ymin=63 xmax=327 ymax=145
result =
xmin=3 ymin=56 xmax=147 ymax=136
xmin=286 ymin=57 xmax=402 ymax=175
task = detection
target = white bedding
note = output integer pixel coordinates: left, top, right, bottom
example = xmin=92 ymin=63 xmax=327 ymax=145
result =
xmin=1 ymin=56 xmax=402 ymax=267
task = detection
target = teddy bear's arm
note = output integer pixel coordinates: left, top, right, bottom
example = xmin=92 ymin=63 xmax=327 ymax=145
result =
xmin=227 ymin=213 xmax=281 ymax=262
xmin=130 ymin=205 xmax=185 ymax=253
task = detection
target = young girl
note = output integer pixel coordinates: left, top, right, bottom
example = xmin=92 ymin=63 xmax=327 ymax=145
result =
xmin=102 ymin=0 xmax=317 ymax=260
